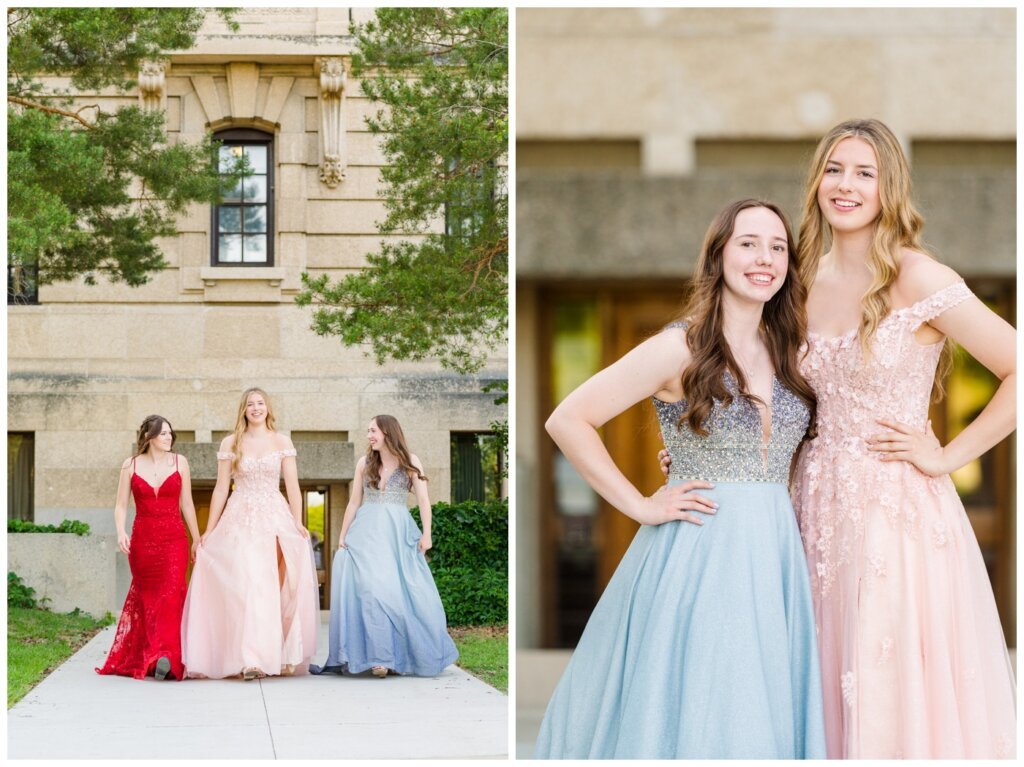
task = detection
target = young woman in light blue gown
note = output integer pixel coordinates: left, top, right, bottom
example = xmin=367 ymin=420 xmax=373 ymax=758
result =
xmin=535 ymin=199 xmax=826 ymax=759
xmin=311 ymin=415 xmax=458 ymax=678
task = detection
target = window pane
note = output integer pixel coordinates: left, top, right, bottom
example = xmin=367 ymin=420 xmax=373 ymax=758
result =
xmin=244 ymin=145 xmax=267 ymax=174
xmin=218 ymin=207 xmax=242 ymax=233
xmin=242 ymin=235 xmax=267 ymax=263
xmin=8 ymin=433 xmax=34 ymax=522
xmin=218 ymin=234 xmax=242 ymax=263
xmin=222 ymin=177 xmax=243 ymax=203
xmin=218 ymin=145 xmax=244 ymax=173
xmin=243 ymin=176 xmax=267 ymax=203
xmin=243 ymin=205 xmax=266 ymax=233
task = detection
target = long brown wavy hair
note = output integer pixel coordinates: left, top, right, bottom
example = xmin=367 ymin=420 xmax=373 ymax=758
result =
xmin=678 ymin=199 xmax=816 ymax=437
xmin=797 ymin=117 xmax=952 ymax=400
xmin=365 ymin=414 xmax=427 ymax=488
xmin=229 ymin=387 xmax=277 ymax=474
xmin=134 ymin=415 xmax=177 ymax=456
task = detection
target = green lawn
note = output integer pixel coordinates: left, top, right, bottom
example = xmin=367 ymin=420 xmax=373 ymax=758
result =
xmin=8 ymin=607 xmax=113 ymax=708
xmin=452 ymin=625 xmax=507 ymax=693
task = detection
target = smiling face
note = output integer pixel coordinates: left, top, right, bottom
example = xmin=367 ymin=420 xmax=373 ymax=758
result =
xmin=367 ymin=419 xmax=385 ymax=452
xmin=720 ymin=206 xmax=789 ymax=308
xmin=245 ymin=392 xmax=267 ymax=425
xmin=150 ymin=421 xmax=174 ymax=453
xmin=816 ymin=136 xmax=882 ymax=234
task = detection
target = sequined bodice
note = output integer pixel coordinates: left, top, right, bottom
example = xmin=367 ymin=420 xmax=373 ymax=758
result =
xmin=800 ymin=281 xmax=971 ymax=452
xmin=363 ymin=469 xmax=411 ymax=504
xmin=217 ymin=449 xmax=296 ymax=496
xmin=655 ymin=374 xmax=810 ymax=484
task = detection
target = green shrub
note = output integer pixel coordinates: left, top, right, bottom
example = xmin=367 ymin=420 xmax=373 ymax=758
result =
xmin=7 ymin=519 xmax=90 ymax=536
xmin=8 ymin=572 xmax=43 ymax=609
xmin=410 ymin=498 xmax=508 ymax=625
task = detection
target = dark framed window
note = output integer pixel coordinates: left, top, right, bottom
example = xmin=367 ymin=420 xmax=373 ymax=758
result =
xmin=451 ymin=432 xmax=502 ymax=503
xmin=444 ymin=157 xmax=497 ymax=243
xmin=8 ymin=433 xmax=35 ymax=521
xmin=8 ymin=263 xmax=39 ymax=305
xmin=212 ymin=128 xmax=274 ymax=266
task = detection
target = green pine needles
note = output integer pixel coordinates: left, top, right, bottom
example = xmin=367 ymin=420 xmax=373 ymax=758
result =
xmin=297 ymin=8 xmax=509 ymax=374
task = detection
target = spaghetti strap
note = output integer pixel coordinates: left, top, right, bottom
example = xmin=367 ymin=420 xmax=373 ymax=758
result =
xmin=131 ymin=456 xmax=136 ymax=474
xmin=175 ymin=453 xmax=179 ymax=470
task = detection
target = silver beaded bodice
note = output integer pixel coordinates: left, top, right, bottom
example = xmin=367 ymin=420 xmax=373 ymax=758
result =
xmin=654 ymin=326 xmax=811 ymax=484
xmin=363 ymin=468 xmax=411 ymax=504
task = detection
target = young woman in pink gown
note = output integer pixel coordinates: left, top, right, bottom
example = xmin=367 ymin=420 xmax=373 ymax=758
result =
xmin=181 ymin=387 xmax=318 ymax=679
xmin=792 ymin=118 xmax=1016 ymax=758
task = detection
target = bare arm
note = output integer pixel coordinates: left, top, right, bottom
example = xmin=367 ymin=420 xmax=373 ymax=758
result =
xmin=279 ymin=438 xmax=305 ymax=532
xmin=546 ymin=327 xmax=716 ymax=526
xmin=177 ymin=456 xmax=201 ymax=562
xmin=409 ymin=454 xmax=432 ymax=552
xmin=203 ymin=441 xmax=234 ymax=537
xmin=931 ymin=296 xmax=1016 ymax=472
xmin=871 ymin=261 xmax=1016 ymax=475
xmin=114 ymin=458 xmax=133 ymax=555
xmin=337 ymin=458 xmax=366 ymax=547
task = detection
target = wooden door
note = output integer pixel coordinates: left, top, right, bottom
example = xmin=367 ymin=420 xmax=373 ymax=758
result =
xmin=598 ymin=294 xmax=685 ymax=591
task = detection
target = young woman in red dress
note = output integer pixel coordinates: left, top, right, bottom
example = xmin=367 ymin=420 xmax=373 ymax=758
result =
xmin=96 ymin=415 xmax=200 ymax=680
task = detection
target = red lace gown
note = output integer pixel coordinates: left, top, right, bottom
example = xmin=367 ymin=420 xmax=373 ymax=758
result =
xmin=96 ymin=456 xmax=189 ymax=680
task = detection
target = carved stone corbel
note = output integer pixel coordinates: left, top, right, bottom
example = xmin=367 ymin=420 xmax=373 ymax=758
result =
xmin=138 ymin=61 xmax=167 ymax=113
xmin=316 ymin=57 xmax=347 ymax=187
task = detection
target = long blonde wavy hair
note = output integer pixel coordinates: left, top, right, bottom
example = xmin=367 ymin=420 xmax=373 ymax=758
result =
xmin=797 ymin=118 xmax=952 ymax=400
xmin=229 ymin=387 xmax=277 ymax=474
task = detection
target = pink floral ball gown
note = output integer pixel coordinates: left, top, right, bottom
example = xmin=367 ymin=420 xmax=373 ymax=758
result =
xmin=181 ymin=449 xmax=318 ymax=678
xmin=792 ymin=280 xmax=1016 ymax=758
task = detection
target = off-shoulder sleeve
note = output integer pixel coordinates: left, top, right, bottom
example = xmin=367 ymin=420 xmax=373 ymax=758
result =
xmin=907 ymin=280 xmax=973 ymax=329
xmin=280 ymin=448 xmax=297 ymax=458
xmin=216 ymin=451 xmax=235 ymax=461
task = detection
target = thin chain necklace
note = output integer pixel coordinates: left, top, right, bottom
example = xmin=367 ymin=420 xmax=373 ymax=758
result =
xmin=725 ymin=332 xmax=763 ymax=381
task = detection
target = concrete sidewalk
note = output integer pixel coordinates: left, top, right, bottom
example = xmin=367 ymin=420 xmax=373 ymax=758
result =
xmin=8 ymin=613 xmax=508 ymax=760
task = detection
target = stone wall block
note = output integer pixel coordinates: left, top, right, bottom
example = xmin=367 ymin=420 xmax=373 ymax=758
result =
xmin=202 ymin=314 xmax=281 ymax=358
xmin=262 ymin=76 xmax=295 ymax=126
xmin=190 ymin=75 xmax=225 ymax=124
xmin=306 ymin=200 xmax=388 ymax=235
xmin=227 ymin=62 xmax=259 ymax=119
xmin=8 ymin=534 xmax=120 ymax=618
xmin=278 ymin=132 xmax=311 ymax=165
xmin=38 ymin=468 xmax=121 ymax=509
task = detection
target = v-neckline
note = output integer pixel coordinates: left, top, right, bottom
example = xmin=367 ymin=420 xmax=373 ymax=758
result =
xmin=725 ymin=369 xmax=777 ymax=447
xmin=134 ymin=470 xmax=178 ymax=498
xmin=378 ymin=467 xmax=399 ymax=488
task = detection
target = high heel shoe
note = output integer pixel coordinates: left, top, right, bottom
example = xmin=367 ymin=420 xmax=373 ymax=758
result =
xmin=242 ymin=667 xmax=264 ymax=681
xmin=371 ymin=666 xmax=388 ymax=678
xmin=154 ymin=656 xmax=171 ymax=680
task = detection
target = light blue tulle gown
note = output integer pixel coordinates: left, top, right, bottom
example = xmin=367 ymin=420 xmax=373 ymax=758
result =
xmin=311 ymin=470 xmax=458 ymax=677
xmin=535 ymin=350 xmax=826 ymax=758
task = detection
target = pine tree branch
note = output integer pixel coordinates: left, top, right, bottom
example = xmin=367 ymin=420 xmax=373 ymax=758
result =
xmin=8 ymin=94 xmax=95 ymax=129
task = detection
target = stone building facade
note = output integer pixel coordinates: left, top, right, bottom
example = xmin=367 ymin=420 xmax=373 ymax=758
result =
xmin=516 ymin=7 xmax=1016 ymax=652
xmin=7 ymin=8 xmax=507 ymax=613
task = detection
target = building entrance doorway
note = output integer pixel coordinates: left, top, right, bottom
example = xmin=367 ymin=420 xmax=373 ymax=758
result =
xmin=186 ymin=484 xmax=332 ymax=610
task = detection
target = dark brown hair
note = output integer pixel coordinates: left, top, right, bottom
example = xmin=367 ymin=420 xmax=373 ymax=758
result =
xmin=134 ymin=415 xmax=176 ymax=456
xmin=678 ymin=199 xmax=816 ymax=436
xmin=365 ymin=414 xmax=427 ymax=488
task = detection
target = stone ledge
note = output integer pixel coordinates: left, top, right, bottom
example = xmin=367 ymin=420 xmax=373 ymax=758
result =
xmin=8 ymin=533 xmax=119 ymax=618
